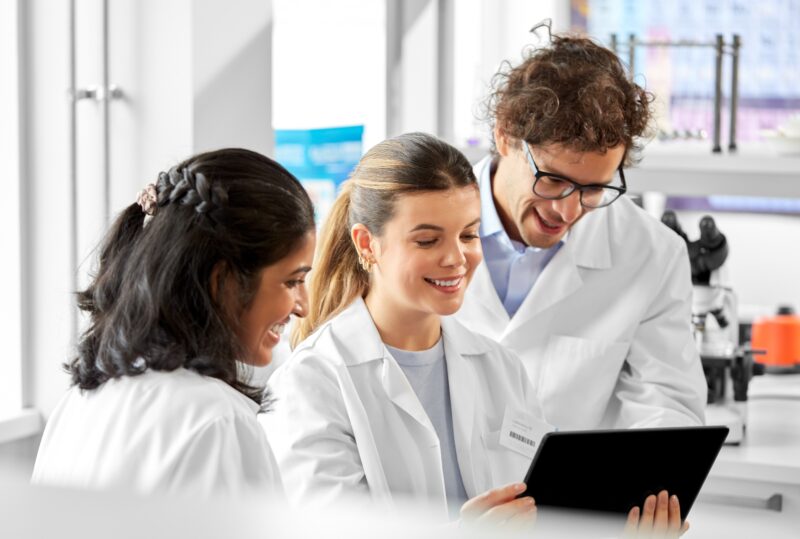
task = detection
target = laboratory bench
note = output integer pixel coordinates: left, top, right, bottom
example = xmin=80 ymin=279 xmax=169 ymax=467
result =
xmin=690 ymin=373 xmax=800 ymax=537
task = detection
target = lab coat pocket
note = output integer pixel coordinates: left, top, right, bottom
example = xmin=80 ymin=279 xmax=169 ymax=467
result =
xmin=481 ymin=430 xmax=532 ymax=489
xmin=539 ymin=335 xmax=629 ymax=428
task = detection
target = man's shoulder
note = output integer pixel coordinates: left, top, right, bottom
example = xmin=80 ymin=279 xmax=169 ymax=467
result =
xmin=604 ymin=197 xmax=685 ymax=257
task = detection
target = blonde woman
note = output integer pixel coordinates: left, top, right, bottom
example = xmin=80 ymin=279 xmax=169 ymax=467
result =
xmin=264 ymin=133 xmax=686 ymax=534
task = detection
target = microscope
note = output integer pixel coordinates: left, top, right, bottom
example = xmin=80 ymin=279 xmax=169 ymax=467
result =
xmin=661 ymin=212 xmax=763 ymax=444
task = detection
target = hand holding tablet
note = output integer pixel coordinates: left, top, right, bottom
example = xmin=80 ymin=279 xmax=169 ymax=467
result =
xmin=624 ymin=490 xmax=690 ymax=537
xmin=519 ymin=426 xmax=728 ymax=525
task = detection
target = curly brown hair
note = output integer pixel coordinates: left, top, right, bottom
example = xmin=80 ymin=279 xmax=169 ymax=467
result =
xmin=486 ymin=34 xmax=654 ymax=165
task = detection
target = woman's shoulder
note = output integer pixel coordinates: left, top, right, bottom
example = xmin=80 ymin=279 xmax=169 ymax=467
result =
xmin=290 ymin=298 xmax=381 ymax=366
xmin=89 ymin=368 xmax=261 ymax=426
xmin=153 ymin=368 xmax=260 ymax=417
xmin=272 ymin=325 xmax=344 ymax=390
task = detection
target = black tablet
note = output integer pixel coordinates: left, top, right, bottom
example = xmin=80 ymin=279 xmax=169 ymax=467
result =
xmin=519 ymin=426 xmax=729 ymax=520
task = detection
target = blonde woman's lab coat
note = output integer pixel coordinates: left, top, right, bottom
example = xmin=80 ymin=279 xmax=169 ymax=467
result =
xmin=32 ymin=368 xmax=283 ymax=497
xmin=454 ymin=157 xmax=707 ymax=431
xmin=262 ymin=298 xmax=546 ymax=518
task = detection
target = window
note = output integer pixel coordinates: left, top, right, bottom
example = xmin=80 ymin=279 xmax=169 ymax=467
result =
xmin=0 ymin=0 xmax=23 ymax=415
xmin=451 ymin=0 xmax=569 ymax=152
xmin=272 ymin=0 xmax=386 ymax=149
xmin=575 ymin=0 xmax=800 ymax=142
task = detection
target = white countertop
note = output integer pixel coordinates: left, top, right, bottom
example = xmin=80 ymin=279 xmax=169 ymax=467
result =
xmin=709 ymin=374 xmax=800 ymax=485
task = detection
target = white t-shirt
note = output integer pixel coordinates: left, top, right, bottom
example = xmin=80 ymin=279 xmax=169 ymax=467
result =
xmin=32 ymin=368 xmax=282 ymax=498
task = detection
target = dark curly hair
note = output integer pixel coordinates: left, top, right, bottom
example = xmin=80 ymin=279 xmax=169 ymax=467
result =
xmin=486 ymin=33 xmax=654 ymax=165
xmin=68 ymin=148 xmax=315 ymax=407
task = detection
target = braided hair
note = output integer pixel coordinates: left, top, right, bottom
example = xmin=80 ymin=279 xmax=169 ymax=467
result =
xmin=69 ymin=148 xmax=315 ymax=406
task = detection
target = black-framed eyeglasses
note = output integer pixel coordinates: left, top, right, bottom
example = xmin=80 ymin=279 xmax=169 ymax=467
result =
xmin=523 ymin=143 xmax=627 ymax=209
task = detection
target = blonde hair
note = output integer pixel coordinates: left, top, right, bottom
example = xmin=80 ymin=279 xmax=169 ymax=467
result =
xmin=292 ymin=132 xmax=477 ymax=346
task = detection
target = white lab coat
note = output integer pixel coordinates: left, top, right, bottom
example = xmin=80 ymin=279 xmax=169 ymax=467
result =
xmin=32 ymin=368 xmax=283 ymax=497
xmin=262 ymin=298 xmax=545 ymax=518
xmin=454 ymin=157 xmax=706 ymax=430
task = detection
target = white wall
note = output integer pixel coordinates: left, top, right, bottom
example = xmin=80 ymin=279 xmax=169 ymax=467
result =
xmin=272 ymin=0 xmax=386 ymax=150
xmin=192 ymin=0 xmax=273 ymax=156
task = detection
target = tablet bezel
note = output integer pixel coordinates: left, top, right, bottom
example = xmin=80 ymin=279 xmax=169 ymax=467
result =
xmin=519 ymin=425 xmax=729 ymax=520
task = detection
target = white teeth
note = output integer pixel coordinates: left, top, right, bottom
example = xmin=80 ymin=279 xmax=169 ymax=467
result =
xmin=539 ymin=214 xmax=559 ymax=228
xmin=429 ymin=277 xmax=461 ymax=287
xmin=270 ymin=323 xmax=286 ymax=335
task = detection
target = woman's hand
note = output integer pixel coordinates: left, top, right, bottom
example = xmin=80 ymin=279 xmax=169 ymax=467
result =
xmin=624 ymin=490 xmax=690 ymax=538
xmin=460 ymin=482 xmax=537 ymax=529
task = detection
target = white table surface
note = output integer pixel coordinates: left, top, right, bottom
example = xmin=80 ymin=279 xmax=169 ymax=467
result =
xmin=709 ymin=373 xmax=800 ymax=484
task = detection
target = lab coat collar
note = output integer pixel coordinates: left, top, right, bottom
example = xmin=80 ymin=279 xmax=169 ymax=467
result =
xmin=569 ymin=203 xmax=612 ymax=270
xmin=327 ymin=297 xmax=494 ymax=366
xmin=502 ymin=208 xmax=613 ymax=335
xmin=325 ymin=297 xmax=387 ymax=366
xmin=441 ymin=315 xmax=493 ymax=355
xmin=325 ymin=299 xmax=441 ymax=439
xmin=326 ymin=296 xmax=489 ymax=498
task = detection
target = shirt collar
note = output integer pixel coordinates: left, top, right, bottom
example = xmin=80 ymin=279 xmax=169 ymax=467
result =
xmin=478 ymin=156 xmax=506 ymax=238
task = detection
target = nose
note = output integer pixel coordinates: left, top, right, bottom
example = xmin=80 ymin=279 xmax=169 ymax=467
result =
xmin=292 ymin=284 xmax=309 ymax=318
xmin=551 ymin=190 xmax=583 ymax=223
xmin=441 ymin=239 xmax=467 ymax=268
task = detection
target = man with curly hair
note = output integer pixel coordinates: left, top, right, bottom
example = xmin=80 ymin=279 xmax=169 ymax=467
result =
xmin=456 ymin=33 xmax=706 ymax=430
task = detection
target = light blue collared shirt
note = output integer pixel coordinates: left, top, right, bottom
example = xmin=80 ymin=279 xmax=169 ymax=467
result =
xmin=478 ymin=157 xmax=565 ymax=318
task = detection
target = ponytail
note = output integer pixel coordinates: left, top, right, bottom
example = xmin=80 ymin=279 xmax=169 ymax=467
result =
xmin=67 ymin=148 xmax=315 ymax=406
xmin=292 ymin=183 xmax=368 ymax=346
xmin=70 ymin=203 xmax=148 ymax=388
xmin=291 ymin=132 xmax=476 ymax=347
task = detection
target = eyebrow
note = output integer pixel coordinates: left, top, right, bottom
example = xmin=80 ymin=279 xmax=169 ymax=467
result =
xmin=409 ymin=217 xmax=481 ymax=233
xmin=533 ymin=146 xmax=624 ymax=184
xmin=290 ymin=266 xmax=312 ymax=276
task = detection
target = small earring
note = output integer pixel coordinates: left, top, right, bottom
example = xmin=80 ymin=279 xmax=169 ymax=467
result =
xmin=358 ymin=254 xmax=373 ymax=273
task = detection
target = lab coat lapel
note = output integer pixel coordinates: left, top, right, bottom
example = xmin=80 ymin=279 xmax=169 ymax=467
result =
xmin=332 ymin=298 xmax=436 ymax=434
xmin=380 ymin=357 xmax=438 ymax=436
xmin=462 ymin=261 xmax=510 ymax=340
xmin=503 ymin=242 xmax=582 ymax=337
xmin=503 ymin=208 xmax=612 ymax=338
xmin=441 ymin=318 xmax=491 ymax=498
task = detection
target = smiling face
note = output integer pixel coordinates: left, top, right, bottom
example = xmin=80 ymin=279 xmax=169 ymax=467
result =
xmin=234 ymin=231 xmax=315 ymax=366
xmin=493 ymin=131 xmax=626 ymax=248
xmin=360 ymin=186 xmax=482 ymax=322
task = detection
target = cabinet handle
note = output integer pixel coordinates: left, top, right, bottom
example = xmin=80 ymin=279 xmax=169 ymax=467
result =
xmin=697 ymin=492 xmax=782 ymax=512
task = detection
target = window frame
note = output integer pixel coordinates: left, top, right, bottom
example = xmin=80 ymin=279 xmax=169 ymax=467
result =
xmin=0 ymin=0 xmax=27 ymax=422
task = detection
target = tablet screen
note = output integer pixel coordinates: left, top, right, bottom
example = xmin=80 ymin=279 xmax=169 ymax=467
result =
xmin=520 ymin=426 xmax=728 ymax=520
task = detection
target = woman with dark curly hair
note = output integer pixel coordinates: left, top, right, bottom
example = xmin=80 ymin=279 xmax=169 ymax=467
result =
xmin=31 ymin=148 xmax=315 ymax=497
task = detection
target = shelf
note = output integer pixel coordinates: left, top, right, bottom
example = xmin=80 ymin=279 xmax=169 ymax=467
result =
xmin=460 ymin=141 xmax=800 ymax=199
xmin=627 ymin=143 xmax=800 ymax=198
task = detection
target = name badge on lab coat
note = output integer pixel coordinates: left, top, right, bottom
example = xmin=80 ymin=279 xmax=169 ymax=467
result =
xmin=498 ymin=407 xmax=554 ymax=459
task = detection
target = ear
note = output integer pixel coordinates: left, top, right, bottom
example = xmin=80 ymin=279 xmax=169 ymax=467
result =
xmin=210 ymin=260 xmax=237 ymax=309
xmin=494 ymin=126 xmax=513 ymax=157
xmin=351 ymin=223 xmax=376 ymax=261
